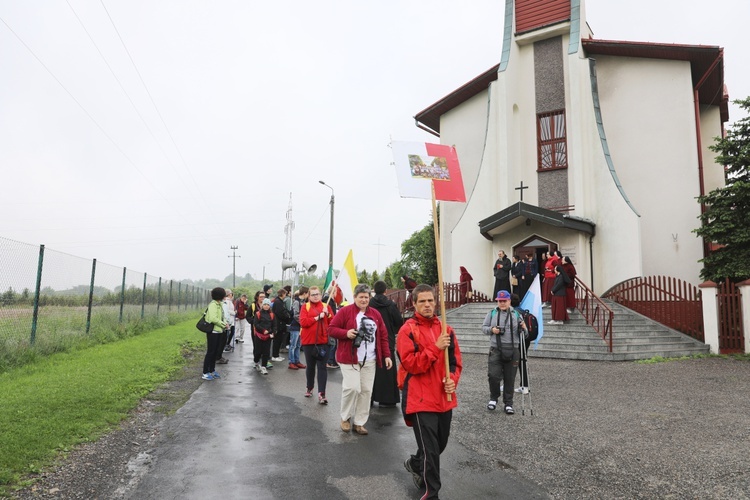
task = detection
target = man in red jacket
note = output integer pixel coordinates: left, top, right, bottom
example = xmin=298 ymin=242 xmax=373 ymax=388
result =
xmin=397 ymin=284 xmax=462 ymax=499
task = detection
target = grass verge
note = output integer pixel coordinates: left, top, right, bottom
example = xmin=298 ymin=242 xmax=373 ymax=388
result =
xmin=636 ymin=353 xmax=750 ymax=364
xmin=0 ymin=319 xmax=204 ymax=493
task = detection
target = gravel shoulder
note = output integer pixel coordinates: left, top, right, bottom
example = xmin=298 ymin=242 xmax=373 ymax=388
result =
xmin=11 ymin=353 xmax=750 ymax=499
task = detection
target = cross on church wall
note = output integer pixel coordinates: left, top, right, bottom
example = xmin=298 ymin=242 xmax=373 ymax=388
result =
xmin=515 ymin=181 xmax=528 ymax=202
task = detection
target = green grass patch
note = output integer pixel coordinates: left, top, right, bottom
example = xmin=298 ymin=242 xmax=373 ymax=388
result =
xmin=0 ymin=319 xmax=204 ymax=492
xmin=635 ymin=352 xmax=750 ymax=364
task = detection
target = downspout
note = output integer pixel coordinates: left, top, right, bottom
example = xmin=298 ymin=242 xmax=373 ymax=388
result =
xmin=589 ymin=234 xmax=595 ymax=294
xmin=692 ymin=49 xmax=723 ymax=260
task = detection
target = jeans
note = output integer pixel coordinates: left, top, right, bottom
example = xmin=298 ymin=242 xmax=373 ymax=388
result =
xmin=288 ymin=329 xmax=301 ymax=364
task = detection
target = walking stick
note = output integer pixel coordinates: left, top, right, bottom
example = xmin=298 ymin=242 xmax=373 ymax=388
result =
xmin=519 ymin=331 xmax=534 ymax=416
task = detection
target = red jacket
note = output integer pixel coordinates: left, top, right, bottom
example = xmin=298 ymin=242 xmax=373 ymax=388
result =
xmin=234 ymin=299 xmax=249 ymax=320
xmin=299 ymin=300 xmax=333 ymax=346
xmin=396 ymin=313 xmax=462 ymax=416
xmin=544 ymin=256 xmax=560 ymax=279
xmin=328 ymin=303 xmax=391 ymax=367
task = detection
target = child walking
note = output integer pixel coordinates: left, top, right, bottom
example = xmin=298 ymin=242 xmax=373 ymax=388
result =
xmin=253 ymin=298 xmax=277 ymax=375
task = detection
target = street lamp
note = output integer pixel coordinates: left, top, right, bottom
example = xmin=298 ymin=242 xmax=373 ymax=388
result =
xmin=319 ymin=181 xmax=334 ymax=272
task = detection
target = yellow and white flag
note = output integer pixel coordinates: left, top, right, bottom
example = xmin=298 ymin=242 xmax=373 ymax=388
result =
xmin=335 ymin=249 xmax=358 ymax=304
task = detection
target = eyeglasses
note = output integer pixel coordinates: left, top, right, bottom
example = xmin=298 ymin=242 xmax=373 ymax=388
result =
xmin=310 ymin=293 xmax=321 ymax=297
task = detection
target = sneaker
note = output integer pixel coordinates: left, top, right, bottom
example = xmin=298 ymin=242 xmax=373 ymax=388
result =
xmin=224 ymin=346 xmax=232 ymax=352
xmin=212 ymin=371 xmax=221 ymax=379
xmin=541 ymin=303 xmax=549 ymax=308
xmin=305 ymin=388 xmax=313 ymax=397
xmin=288 ymin=363 xmax=299 ymax=370
xmin=487 ymin=400 xmax=497 ymax=411
xmin=318 ymin=392 xmax=328 ymax=405
xmin=505 ymin=405 xmax=515 ymax=415
xmin=326 ymin=363 xmax=340 ymax=369
xmin=216 ymin=358 xmax=229 ymax=364
xmin=404 ymin=459 xmax=424 ymax=489
xmin=295 ymin=362 xmax=307 ymax=369
xmin=201 ymin=373 xmax=214 ymax=381
xmin=253 ymin=363 xmax=260 ymax=371
xmin=515 ymin=386 xmax=530 ymax=395
xmin=271 ymin=356 xmax=284 ymax=362
xmin=547 ymin=320 xmax=561 ymax=325
xmin=260 ymin=366 xmax=268 ymax=375
xmin=266 ymin=362 xmax=273 ymax=369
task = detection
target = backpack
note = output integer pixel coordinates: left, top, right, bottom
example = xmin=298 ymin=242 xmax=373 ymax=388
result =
xmin=397 ymin=320 xmax=420 ymax=390
xmin=517 ymin=308 xmax=539 ymax=341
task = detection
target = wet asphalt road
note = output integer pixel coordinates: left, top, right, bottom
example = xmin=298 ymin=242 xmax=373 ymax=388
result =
xmin=125 ymin=344 xmax=549 ymax=500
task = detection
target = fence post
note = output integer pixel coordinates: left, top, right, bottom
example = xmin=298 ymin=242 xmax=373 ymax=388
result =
xmin=735 ymin=280 xmax=750 ymax=354
xmin=699 ymin=281 xmax=719 ymax=353
xmin=157 ymin=277 xmax=162 ymax=315
xmin=169 ymin=280 xmax=173 ymax=311
xmin=119 ymin=267 xmax=127 ymax=323
xmin=86 ymin=259 xmax=96 ymax=334
xmin=141 ymin=272 xmax=147 ymax=319
xmin=177 ymin=282 xmax=182 ymax=311
xmin=30 ymin=244 xmax=45 ymax=345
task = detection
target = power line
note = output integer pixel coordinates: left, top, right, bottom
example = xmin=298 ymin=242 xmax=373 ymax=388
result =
xmin=98 ymin=0 xmax=206 ymax=205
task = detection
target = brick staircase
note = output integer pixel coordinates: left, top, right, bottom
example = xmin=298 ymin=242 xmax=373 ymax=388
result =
xmin=444 ymin=300 xmax=709 ymax=361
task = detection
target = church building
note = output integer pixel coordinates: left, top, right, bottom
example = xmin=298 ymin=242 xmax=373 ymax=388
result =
xmin=415 ymin=0 xmax=729 ymax=295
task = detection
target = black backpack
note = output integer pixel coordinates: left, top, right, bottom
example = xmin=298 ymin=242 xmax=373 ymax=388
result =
xmin=517 ymin=308 xmax=539 ymax=341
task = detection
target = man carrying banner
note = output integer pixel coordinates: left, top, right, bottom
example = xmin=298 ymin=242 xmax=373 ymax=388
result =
xmin=398 ymin=284 xmax=462 ymax=499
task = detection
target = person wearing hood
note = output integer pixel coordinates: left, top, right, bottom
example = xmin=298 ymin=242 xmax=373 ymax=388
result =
xmin=549 ymin=265 xmax=571 ymax=325
xmin=459 ymin=266 xmax=473 ymax=304
xmin=368 ymin=280 xmax=403 ymax=407
xmin=253 ymin=298 xmax=277 ymax=374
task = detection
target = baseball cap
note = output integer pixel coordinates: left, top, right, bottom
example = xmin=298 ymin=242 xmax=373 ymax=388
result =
xmin=496 ymin=290 xmax=511 ymax=301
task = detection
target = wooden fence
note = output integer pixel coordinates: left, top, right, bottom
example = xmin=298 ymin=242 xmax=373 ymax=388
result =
xmin=716 ymin=278 xmax=744 ymax=353
xmin=602 ymin=275 xmax=703 ymax=341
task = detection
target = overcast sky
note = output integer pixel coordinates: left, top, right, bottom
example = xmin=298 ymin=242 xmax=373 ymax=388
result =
xmin=1 ymin=0 xmax=747 ymax=284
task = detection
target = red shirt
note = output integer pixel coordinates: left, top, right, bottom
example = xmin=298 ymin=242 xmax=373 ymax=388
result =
xmin=298 ymin=300 xmax=333 ymax=345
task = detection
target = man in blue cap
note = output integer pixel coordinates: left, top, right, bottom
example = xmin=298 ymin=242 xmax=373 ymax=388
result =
xmin=481 ymin=290 xmax=527 ymax=414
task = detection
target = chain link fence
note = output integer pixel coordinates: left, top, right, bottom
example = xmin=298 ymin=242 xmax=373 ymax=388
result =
xmin=0 ymin=237 xmax=210 ymax=365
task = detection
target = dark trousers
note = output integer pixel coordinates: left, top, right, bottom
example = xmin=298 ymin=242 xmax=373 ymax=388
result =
xmin=253 ymin=337 xmax=272 ymax=367
xmin=409 ymin=410 xmax=453 ymax=499
xmin=488 ymin=346 xmax=520 ymax=405
xmin=272 ymin=326 xmax=287 ymax=357
xmin=203 ymin=332 xmax=222 ymax=374
xmin=302 ymin=344 xmax=328 ymax=394
xmin=215 ymin=330 xmax=228 ymax=360
xmin=226 ymin=324 xmax=235 ymax=348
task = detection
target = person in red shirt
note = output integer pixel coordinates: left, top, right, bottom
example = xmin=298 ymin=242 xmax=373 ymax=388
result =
xmin=397 ymin=284 xmax=462 ymax=499
xmin=298 ymin=286 xmax=334 ymax=404
xmin=233 ymin=294 xmax=249 ymax=343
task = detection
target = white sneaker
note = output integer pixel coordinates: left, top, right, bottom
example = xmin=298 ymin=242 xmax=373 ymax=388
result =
xmin=515 ymin=386 xmax=530 ymax=395
xmin=253 ymin=363 xmax=260 ymax=371
xmin=260 ymin=366 xmax=268 ymax=375
xmin=271 ymin=356 xmax=284 ymax=362
xmin=548 ymin=320 xmax=562 ymax=325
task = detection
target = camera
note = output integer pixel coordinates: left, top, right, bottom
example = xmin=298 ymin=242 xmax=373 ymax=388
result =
xmin=498 ymin=327 xmax=506 ymax=335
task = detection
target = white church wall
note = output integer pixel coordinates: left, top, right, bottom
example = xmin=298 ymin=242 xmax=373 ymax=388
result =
xmin=594 ymin=56 xmax=704 ymax=286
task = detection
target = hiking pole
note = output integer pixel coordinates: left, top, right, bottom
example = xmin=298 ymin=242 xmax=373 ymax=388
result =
xmin=519 ymin=333 xmax=534 ymax=416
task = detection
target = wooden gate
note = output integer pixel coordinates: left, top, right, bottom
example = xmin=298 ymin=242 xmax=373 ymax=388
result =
xmin=717 ymin=279 xmax=744 ymax=354
xmin=602 ymin=276 xmax=704 ymax=341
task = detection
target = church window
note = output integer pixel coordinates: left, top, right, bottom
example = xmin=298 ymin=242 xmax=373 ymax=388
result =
xmin=537 ymin=110 xmax=567 ymax=170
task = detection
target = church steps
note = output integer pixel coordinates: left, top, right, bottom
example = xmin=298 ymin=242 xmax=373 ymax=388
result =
xmin=442 ymin=301 xmax=709 ymax=361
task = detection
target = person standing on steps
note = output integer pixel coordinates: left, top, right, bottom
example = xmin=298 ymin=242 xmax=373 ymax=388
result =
xmin=493 ymin=250 xmax=512 ymax=300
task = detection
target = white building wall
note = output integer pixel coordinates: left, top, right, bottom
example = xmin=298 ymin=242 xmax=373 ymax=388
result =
xmin=595 ymin=56 xmax=708 ymax=286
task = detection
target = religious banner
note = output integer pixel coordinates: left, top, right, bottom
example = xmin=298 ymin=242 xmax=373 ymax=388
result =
xmin=391 ymin=141 xmax=466 ymax=202
xmin=334 ymin=249 xmax=358 ymax=304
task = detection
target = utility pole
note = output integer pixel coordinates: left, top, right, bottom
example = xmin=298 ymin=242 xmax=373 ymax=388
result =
xmin=374 ymin=237 xmax=386 ymax=273
xmin=319 ymin=181 xmax=335 ymax=272
xmin=228 ymin=246 xmax=239 ymax=288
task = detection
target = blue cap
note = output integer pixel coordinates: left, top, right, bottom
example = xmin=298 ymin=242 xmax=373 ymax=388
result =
xmin=496 ymin=290 xmax=511 ymax=301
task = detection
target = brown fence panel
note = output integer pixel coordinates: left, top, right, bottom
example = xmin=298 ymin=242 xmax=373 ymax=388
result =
xmin=717 ymin=279 xmax=744 ymax=354
xmin=603 ymin=276 xmax=704 ymax=342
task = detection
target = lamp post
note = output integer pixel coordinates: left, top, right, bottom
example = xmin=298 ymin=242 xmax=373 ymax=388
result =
xmin=319 ymin=181 xmax=334 ymax=273
xmin=228 ymin=246 xmax=239 ymax=288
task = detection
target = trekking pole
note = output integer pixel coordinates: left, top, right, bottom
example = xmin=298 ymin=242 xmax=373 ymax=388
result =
xmin=519 ymin=333 xmax=534 ymax=416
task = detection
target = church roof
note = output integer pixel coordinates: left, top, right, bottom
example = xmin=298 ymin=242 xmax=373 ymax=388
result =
xmin=415 ymin=39 xmax=728 ymax=135
xmin=582 ymin=39 xmax=729 ymax=122
xmin=478 ymin=202 xmax=595 ymax=241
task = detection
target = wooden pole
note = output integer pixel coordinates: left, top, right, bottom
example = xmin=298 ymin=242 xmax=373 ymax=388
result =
xmin=431 ymin=183 xmax=452 ymax=401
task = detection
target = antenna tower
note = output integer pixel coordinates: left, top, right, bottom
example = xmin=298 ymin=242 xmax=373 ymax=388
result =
xmin=283 ymin=193 xmax=294 ymax=283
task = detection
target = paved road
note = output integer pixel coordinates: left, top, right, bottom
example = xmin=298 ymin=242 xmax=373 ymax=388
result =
xmin=125 ymin=344 xmax=548 ymax=499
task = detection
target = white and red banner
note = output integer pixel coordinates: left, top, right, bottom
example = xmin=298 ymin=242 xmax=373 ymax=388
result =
xmin=391 ymin=141 xmax=466 ymax=202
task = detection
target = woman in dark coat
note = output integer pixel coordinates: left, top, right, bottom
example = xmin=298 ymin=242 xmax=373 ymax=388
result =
xmin=459 ymin=266 xmax=473 ymax=304
xmin=367 ymin=281 xmax=403 ymax=406
xmin=550 ymin=265 xmax=570 ymax=324
xmin=562 ymin=256 xmax=577 ymax=313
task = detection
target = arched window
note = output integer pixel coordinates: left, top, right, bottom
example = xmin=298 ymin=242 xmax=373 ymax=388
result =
xmin=537 ymin=110 xmax=567 ymax=171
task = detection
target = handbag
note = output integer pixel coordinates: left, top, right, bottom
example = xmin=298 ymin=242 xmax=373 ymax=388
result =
xmin=196 ymin=308 xmax=213 ymax=334
xmin=311 ymin=315 xmax=328 ymax=358
xmin=511 ymin=276 xmax=518 ymax=286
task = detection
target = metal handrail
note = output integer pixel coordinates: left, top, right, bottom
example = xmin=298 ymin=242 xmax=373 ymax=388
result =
xmin=574 ymin=277 xmax=614 ymax=352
